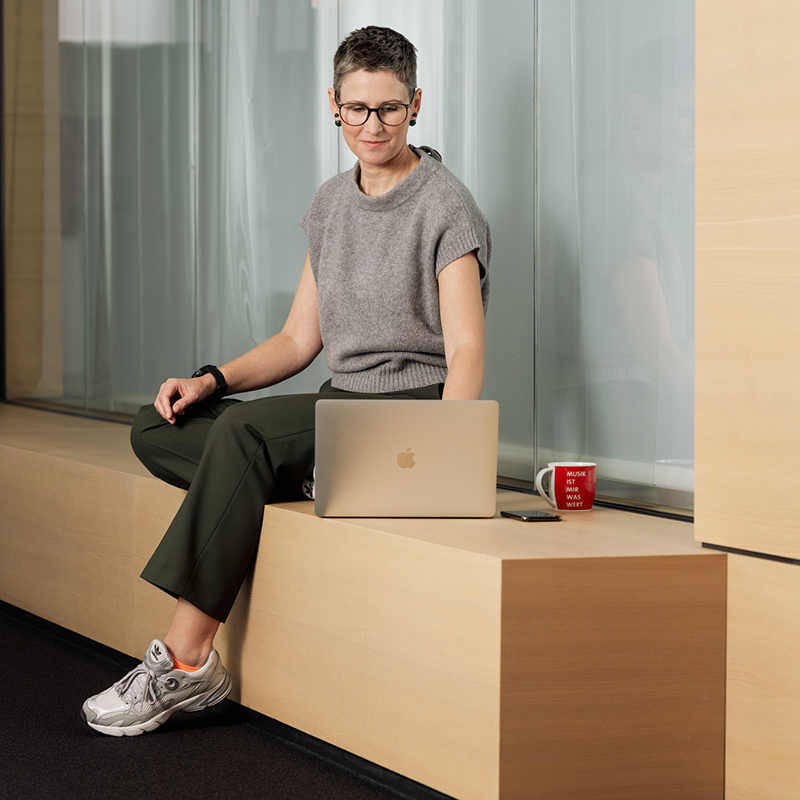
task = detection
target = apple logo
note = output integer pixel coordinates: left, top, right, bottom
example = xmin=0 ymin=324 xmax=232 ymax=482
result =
xmin=397 ymin=447 xmax=416 ymax=469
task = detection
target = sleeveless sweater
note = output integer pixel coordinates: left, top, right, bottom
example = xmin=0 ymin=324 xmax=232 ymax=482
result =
xmin=300 ymin=146 xmax=491 ymax=393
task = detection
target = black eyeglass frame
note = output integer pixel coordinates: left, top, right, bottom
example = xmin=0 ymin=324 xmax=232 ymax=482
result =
xmin=335 ymin=93 xmax=417 ymax=127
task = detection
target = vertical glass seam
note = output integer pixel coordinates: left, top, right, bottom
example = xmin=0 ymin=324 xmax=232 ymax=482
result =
xmin=81 ymin=0 xmax=90 ymax=412
xmin=533 ymin=0 xmax=540 ymax=476
xmin=189 ymin=0 xmax=199 ymax=367
xmin=136 ymin=3 xmax=143 ymax=411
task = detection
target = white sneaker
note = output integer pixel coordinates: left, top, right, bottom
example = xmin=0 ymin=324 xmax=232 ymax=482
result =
xmin=81 ymin=639 xmax=231 ymax=736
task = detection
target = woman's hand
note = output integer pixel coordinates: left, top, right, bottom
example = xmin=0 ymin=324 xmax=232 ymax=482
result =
xmin=153 ymin=374 xmax=217 ymax=425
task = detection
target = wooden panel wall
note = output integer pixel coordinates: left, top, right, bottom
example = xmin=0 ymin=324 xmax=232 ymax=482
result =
xmin=696 ymin=3 xmax=800 ymax=798
xmin=3 ymin=0 xmax=62 ymax=398
xmin=726 ymin=555 xmax=800 ymax=799
xmin=499 ymin=557 xmax=726 ymax=800
xmin=695 ymin=0 xmax=800 ymax=558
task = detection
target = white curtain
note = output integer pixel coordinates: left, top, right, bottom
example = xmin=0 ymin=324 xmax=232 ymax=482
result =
xmin=536 ymin=0 xmax=695 ymax=506
xmin=194 ymin=1 xmax=336 ymax=398
xmin=59 ymin=0 xmax=197 ymax=409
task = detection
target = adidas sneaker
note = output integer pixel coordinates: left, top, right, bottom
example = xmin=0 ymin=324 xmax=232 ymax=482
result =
xmin=81 ymin=639 xmax=231 ymax=736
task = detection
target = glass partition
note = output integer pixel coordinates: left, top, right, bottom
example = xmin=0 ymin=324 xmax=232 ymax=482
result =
xmin=57 ymin=0 xmax=336 ymax=413
xmin=535 ymin=0 xmax=695 ymax=510
xmin=337 ymin=0 xmax=535 ymax=483
xmin=5 ymin=0 xmax=535 ymax=483
xmin=59 ymin=0 xmax=197 ymax=412
xmin=5 ymin=0 xmax=695 ymax=507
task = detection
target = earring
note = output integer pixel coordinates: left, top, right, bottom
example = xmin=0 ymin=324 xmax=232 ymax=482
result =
xmin=334 ymin=114 xmax=341 ymax=127
xmin=409 ymin=113 xmax=417 ymax=127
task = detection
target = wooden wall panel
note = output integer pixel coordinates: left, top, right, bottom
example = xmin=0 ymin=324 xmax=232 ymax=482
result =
xmin=727 ymin=555 xmax=800 ymax=800
xmin=3 ymin=0 xmax=62 ymax=398
xmin=500 ymin=557 xmax=726 ymax=800
xmin=0 ymin=445 xmax=139 ymax=655
xmin=695 ymin=0 xmax=800 ymax=558
xmin=696 ymin=4 xmax=800 ymax=797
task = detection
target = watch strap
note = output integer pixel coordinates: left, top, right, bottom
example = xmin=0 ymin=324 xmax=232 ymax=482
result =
xmin=191 ymin=364 xmax=228 ymax=401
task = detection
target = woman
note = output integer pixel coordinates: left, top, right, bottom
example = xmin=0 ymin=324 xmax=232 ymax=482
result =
xmin=82 ymin=26 xmax=490 ymax=737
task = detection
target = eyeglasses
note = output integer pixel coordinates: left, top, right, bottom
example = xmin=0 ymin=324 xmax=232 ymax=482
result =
xmin=335 ymin=98 xmax=414 ymax=127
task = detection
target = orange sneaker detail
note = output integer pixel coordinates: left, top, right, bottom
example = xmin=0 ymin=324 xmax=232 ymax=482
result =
xmin=171 ymin=656 xmax=202 ymax=673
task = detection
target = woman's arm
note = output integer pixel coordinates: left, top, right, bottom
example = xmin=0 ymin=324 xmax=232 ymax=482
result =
xmin=155 ymin=253 xmax=323 ymax=423
xmin=438 ymin=251 xmax=486 ymax=400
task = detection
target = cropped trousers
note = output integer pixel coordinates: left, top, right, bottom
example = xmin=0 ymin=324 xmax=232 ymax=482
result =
xmin=131 ymin=379 xmax=443 ymax=622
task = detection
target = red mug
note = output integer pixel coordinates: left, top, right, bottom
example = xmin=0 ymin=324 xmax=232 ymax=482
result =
xmin=535 ymin=462 xmax=597 ymax=512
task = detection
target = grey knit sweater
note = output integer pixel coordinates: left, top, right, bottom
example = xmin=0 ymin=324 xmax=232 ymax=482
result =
xmin=300 ymin=146 xmax=491 ymax=393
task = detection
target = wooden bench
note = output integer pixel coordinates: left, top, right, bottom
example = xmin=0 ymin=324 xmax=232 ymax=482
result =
xmin=0 ymin=402 xmax=726 ymax=800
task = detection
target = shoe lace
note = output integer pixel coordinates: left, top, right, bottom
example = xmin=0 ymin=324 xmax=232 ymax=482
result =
xmin=115 ymin=664 xmax=165 ymax=705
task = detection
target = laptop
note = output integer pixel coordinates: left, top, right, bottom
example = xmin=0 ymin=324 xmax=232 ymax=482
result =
xmin=314 ymin=399 xmax=499 ymax=518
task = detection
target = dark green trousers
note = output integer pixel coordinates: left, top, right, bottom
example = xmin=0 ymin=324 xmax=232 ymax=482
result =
xmin=132 ymin=380 xmax=442 ymax=622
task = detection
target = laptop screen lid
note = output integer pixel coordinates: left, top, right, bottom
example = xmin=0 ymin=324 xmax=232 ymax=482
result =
xmin=314 ymin=399 xmax=498 ymax=518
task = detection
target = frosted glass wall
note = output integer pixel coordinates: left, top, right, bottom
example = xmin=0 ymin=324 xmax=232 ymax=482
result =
xmin=58 ymin=0 xmax=336 ymax=410
xmin=192 ymin=2 xmax=337 ymax=397
xmin=535 ymin=0 xmax=695 ymax=507
xmin=336 ymin=0 xmax=535 ymax=481
xmin=59 ymin=0 xmax=197 ymax=411
xmin=21 ymin=0 xmax=696 ymax=504
xmin=54 ymin=0 xmax=535 ymax=482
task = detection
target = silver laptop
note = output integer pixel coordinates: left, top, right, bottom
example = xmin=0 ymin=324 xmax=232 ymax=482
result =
xmin=314 ymin=399 xmax=499 ymax=518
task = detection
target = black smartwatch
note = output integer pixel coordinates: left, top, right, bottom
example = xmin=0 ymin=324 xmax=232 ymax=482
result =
xmin=191 ymin=364 xmax=228 ymax=401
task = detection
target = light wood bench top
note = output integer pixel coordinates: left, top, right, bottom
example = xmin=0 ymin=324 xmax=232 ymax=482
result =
xmin=270 ymin=493 xmax=701 ymax=561
xmin=1 ymin=402 xmax=703 ymax=564
xmin=0 ymin=402 xmax=149 ymax=476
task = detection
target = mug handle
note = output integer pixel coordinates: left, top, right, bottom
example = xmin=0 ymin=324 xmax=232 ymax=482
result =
xmin=535 ymin=466 xmax=557 ymax=508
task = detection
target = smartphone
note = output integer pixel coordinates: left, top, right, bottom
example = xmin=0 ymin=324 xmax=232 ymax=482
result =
xmin=501 ymin=509 xmax=562 ymax=522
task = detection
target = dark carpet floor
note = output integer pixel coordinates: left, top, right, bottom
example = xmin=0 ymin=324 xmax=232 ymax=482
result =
xmin=0 ymin=602 xmax=449 ymax=800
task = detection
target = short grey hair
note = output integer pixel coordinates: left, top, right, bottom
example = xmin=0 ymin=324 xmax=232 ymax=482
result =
xmin=333 ymin=26 xmax=417 ymax=102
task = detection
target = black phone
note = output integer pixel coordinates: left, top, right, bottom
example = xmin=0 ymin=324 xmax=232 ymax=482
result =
xmin=501 ymin=509 xmax=562 ymax=522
